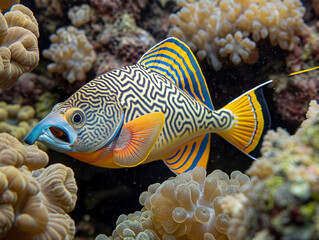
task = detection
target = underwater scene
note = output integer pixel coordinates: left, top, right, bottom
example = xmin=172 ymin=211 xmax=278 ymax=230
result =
xmin=0 ymin=0 xmax=319 ymax=239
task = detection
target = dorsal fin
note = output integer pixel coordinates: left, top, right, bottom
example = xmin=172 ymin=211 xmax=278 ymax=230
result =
xmin=138 ymin=37 xmax=214 ymax=110
xmin=163 ymin=134 xmax=210 ymax=174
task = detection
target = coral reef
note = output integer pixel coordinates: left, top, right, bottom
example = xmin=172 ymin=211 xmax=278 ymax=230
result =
xmin=32 ymin=0 xmax=156 ymax=89
xmin=273 ymin=67 xmax=319 ymax=124
xmin=0 ymin=132 xmax=78 ymax=240
xmin=34 ymin=0 xmax=66 ymax=18
xmin=35 ymin=92 xmax=60 ymax=119
xmin=168 ymin=0 xmax=307 ymax=70
xmin=43 ymin=26 xmax=96 ymax=84
xmin=68 ymin=4 xmax=93 ymax=28
xmin=135 ymin=0 xmax=177 ymax=41
xmin=0 ymin=72 xmax=57 ymax=105
xmin=90 ymin=0 xmax=148 ymax=23
xmin=228 ymin=100 xmax=319 ymax=239
xmin=94 ymin=13 xmax=155 ymax=75
xmin=0 ymin=4 xmax=39 ymax=89
xmin=270 ymin=21 xmax=319 ymax=125
xmin=0 ymin=101 xmax=38 ymax=141
xmin=96 ymin=167 xmax=251 ymax=239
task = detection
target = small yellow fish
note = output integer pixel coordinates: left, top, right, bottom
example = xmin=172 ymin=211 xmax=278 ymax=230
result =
xmin=25 ymin=38 xmax=272 ymax=174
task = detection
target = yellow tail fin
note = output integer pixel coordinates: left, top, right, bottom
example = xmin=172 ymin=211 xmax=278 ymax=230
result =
xmin=217 ymin=81 xmax=272 ymax=158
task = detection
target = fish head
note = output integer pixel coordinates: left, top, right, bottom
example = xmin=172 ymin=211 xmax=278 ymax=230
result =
xmin=24 ymin=89 xmax=124 ymax=154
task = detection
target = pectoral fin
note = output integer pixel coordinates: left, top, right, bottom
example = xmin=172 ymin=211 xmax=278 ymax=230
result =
xmin=113 ymin=112 xmax=165 ymax=167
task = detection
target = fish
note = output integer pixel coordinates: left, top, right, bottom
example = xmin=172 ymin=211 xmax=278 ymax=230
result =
xmin=25 ymin=37 xmax=272 ymax=174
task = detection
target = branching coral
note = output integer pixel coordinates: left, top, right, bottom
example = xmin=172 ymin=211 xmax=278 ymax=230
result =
xmin=97 ymin=167 xmax=251 ymax=240
xmin=0 ymin=133 xmax=77 ymax=240
xmin=43 ymin=26 xmax=96 ymax=84
xmin=68 ymin=4 xmax=93 ymax=28
xmin=227 ymin=100 xmax=319 ymax=239
xmin=168 ymin=0 xmax=307 ymax=70
xmin=0 ymin=4 xmax=40 ymax=89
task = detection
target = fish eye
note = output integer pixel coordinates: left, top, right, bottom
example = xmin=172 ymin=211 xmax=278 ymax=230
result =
xmin=73 ymin=113 xmax=82 ymax=123
xmin=66 ymin=108 xmax=86 ymax=128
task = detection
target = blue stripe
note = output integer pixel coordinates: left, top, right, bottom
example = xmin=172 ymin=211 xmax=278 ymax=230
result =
xmin=185 ymin=134 xmax=209 ymax=172
xmin=147 ymin=66 xmax=179 ymax=85
xmin=142 ymin=50 xmax=192 ymax=94
xmin=172 ymin=143 xmax=196 ymax=170
xmin=166 ymin=145 xmax=188 ymax=166
xmin=143 ymin=57 xmax=182 ymax=84
xmin=100 ymin=114 xmax=124 ymax=148
xmin=139 ymin=38 xmax=214 ymax=110
xmin=142 ymin=41 xmax=213 ymax=109
xmin=141 ymin=47 xmax=194 ymax=100
xmin=166 ymin=149 xmax=181 ymax=160
xmin=164 ymin=39 xmax=214 ymax=110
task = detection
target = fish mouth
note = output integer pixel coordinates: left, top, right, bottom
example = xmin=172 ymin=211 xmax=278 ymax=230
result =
xmin=36 ymin=125 xmax=75 ymax=150
xmin=24 ymin=113 xmax=77 ymax=153
xmin=49 ymin=126 xmax=70 ymax=143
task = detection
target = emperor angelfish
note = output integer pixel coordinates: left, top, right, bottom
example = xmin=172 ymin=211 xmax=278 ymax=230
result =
xmin=25 ymin=38 xmax=271 ymax=174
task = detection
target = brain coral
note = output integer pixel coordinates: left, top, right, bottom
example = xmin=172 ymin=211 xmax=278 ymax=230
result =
xmin=43 ymin=26 xmax=96 ymax=83
xmin=0 ymin=133 xmax=77 ymax=240
xmin=227 ymin=100 xmax=319 ymax=239
xmin=97 ymin=167 xmax=251 ymax=240
xmin=0 ymin=4 xmax=40 ymax=89
xmin=168 ymin=0 xmax=307 ymax=70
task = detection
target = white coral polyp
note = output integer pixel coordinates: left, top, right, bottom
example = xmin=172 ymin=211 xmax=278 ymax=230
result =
xmin=43 ymin=26 xmax=96 ymax=83
xmin=68 ymin=4 xmax=92 ymax=27
xmin=168 ymin=0 xmax=306 ymax=70
xmin=139 ymin=167 xmax=251 ymax=239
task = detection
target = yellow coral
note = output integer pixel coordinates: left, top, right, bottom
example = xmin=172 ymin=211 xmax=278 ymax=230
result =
xmin=43 ymin=26 xmax=96 ymax=83
xmin=0 ymin=101 xmax=38 ymax=141
xmin=169 ymin=0 xmax=306 ymax=70
xmin=0 ymin=4 xmax=39 ymax=89
xmin=0 ymin=133 xmax=77 ymax=240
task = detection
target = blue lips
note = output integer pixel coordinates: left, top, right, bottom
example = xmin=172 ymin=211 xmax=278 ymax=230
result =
xmin=24 ymin=112 xmax=77 ymax=153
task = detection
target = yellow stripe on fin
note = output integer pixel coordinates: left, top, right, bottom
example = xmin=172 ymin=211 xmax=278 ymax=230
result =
xmin=138 ymin=37 xmax=214 ymax=110
xmin=289 ymin=66 xmax=319 ymax=76
xmin=113 ymin=112 xmax=165 ymax=167
xmin=217 ymin=81 xmax=272 ymax=157
xmin=164 ymin=134 xmax=210 ymax=174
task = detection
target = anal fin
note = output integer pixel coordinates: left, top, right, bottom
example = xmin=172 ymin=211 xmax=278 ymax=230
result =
xmin=164 ymin=134 xmax=210 ymax=174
